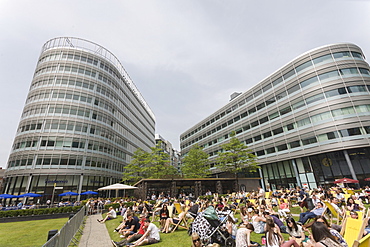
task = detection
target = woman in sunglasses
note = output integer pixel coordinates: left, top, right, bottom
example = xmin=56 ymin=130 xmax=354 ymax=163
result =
xmin=191 ymin=232 xmax=203 ymax=247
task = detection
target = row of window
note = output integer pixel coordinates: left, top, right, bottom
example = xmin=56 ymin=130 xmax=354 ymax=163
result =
xmin=31 ymin=77 xmax=95 ymax=91
xmin=204 ymin=104 xmax=370 ymax=152
xmin=35 ymin=64 xmax=97 ymax=78
xmin=181 ymin=61 xmax=369 ymax=142
xmin=17 ymin=119 xmax=128 ymax=148
xmin=7 ymin=154 xmax=124 ymax=173
xmin=181 ymin=82 xmax=370 ymax=149
xmin=39 ymin=51 xmax=99 ymax=66
xmin=12 ymin=136 xmax=127 ymax=160
xmin=22 ymin=104 xmax=115 ymax=127
xmin=26 ymin=89 xmax=116 ymax=114
xmin=207 ymin=126 xmax=370 ymax=158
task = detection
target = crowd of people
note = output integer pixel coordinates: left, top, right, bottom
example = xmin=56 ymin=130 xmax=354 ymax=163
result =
xmin=89 ymin=185 xmax=370 ymax=247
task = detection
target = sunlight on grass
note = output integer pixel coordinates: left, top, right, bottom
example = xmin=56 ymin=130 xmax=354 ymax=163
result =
xmin=0 ymin=218 xmax=68 ymax=247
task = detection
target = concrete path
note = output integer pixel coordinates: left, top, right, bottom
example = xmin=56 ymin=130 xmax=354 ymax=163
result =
xmin=79 ymin=214 xmax=112 ymax=247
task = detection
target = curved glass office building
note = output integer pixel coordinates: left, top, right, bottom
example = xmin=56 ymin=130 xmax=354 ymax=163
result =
xmin=180 ymin=43 xmax=370 ymax=190
xmin=4 ymin=37 xmax=155 ymax=198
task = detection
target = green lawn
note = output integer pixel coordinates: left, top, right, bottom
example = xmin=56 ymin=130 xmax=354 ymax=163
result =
xmin=0 ymin=218 xmax=69 ymax=247
xmin=104 ymin=209 xmax=295 ymax=247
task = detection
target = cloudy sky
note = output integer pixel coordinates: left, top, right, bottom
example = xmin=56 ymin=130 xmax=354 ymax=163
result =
xmin=0 ymin=1 xmax=370 ymax=168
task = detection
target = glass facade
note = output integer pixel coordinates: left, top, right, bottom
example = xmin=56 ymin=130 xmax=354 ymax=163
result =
xmin=4 ymin=37 xmax=155 ymax=200
xmin=180 ymin=43 xmax=370 ymax=189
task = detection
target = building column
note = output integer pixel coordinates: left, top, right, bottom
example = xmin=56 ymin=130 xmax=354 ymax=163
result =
xmin=258 ymin=168 xmax=265 ymax=191
xmin=23 ymin=174 xmax=33 ymax=204
xmin=291 ymin=159 xmax=302 ymax=187
xmin=216 ymin=181 xmax=223 ymax=194
xmin=170 ymin=181 xmax=177 ymax=198
xmin=343 ymin=150 xmax=358 ymax=180
xmin=77 ymin=174 xmax=84 ymax=202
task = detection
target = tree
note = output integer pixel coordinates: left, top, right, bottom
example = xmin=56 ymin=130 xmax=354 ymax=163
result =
xmin=181 ymin=144 xmax=210 ymax=178
xmin=122 ymin=148 xmax=150 ymax=184
xmin=216 ymin=132 xmax=259 ymax=190
xmin=122 ymin=142 xmax=179 ymax=184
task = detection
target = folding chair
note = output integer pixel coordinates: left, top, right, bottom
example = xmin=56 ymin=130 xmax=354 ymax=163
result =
xmin=353 ymin=232 xmax=370 ymax=247
xmin=171 ymin=209 xmax=189 ymax=232
xmin=340 ymin=216 xmax=368 ymax=247
xmin=323 ymin=201 xmax=343 ymax=224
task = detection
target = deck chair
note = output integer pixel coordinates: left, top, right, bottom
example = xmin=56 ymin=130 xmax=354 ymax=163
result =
xmin=345 ymin=210 xmax=365 ymax=219
xmin=353 ymin=232 xmax=370 ymax=247
xmin=173 ymin=202 xmax=183 ymax=214
xmin=170 ymin=208 xmax=189 ymax=232
xmin=340 ymin=216 xmax=368 ymax=247
xmin=265 ymin=191 xmax=272 ymax=198
xmin=323 ymin=201 xmax=343 ymax=224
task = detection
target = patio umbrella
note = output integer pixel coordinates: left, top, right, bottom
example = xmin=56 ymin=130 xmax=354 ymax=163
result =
xmin=97 ymin=183 xmax=137 ymax=197
xmin=80 ymin=191 xmax=98 ymax=195
xmin=364 ymin=178 xmax=370 ymax=181
xmin=59 ymin=191 xmax=79 ymax=196
xmin=18 ymin=193 xmax=43 ymax=197
xmin=0 ymin=194 xmax=15 ymax=199
xmin=333 ymin=178 xmax=359 ymax=184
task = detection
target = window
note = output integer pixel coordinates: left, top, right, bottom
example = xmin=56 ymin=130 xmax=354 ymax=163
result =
xmin=273 ymin=127 xmax=283 ymax=135
xmin=313 ymin=54 xmax=333 ymax=65
xmin=302 ymin=137 xmax=317 ymax=145
xmin=319 ymin=70 xmax=340 ymax=81
xmin=300 ymin=76 xmax=319 ymax=88
xmin=254 ymin=135 xmax=262 ymax=141
xmin=351 ymin=51 xmax=363 ymax=59
xmin=266 ymin=147 xmax=276 ymax=154
xmin=256 ymin=150 xmax=265 ymax=156
xmin=283 ymin=69 xmax=295 ymax=81
xmin=296 ymin=60 xmax=313 ymax=73
xmin=333 ymin=51 xmax=351 ymax=59
xmin=325 ymin=87 xmax=347 ymax=98
xmin=262 ymin=83 xmax=272 ymax=92
xmin=289 ymin=140 xmax=301 ymax=148
xmin=272 ymin=77 xmax=283 ymax=87
xmin=305 ymin=93 xmax=324 ymax=105
xmin=277 ymin=144 xmax=288 ymax=151
xmin=348 ymin=85 xmax=366 ymax=93
xmin=266 ymin=97 xmax=276 ymax=106
xmin=263 ymin=131 xmax=272 ymax=138
xmin=339 ymin=127 xmax=362 ymax=137
xmin=287 ymin=84 xmax=300 ymax=95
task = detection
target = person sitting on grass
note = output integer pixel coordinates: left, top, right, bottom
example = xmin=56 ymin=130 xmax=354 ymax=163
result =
xmin=265 ymin=216 xmax=299 ymax=247
xmin=235 ymin=223 xmax=259 ymax=247
xmin=111 ymin=214 xmax=147 ymax=247
xmin=132 ymin=219 xmax=160 ymax=246
xmin=97 ymin=206 xmax=117 ymax=223
xmin=118 ymin=213 xmax=140 ymax=239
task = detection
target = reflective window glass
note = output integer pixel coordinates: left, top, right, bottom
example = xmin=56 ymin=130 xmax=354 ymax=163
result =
xmin=295 ymin=60 xmax=313 ymax=73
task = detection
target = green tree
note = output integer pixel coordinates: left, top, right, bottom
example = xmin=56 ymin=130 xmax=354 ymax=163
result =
xmin=181 ymin=144 xmax=210 ymax=178
xmin=122 ymin=148 xmax=150 ymax=184
xmin=123 ymin=142 xmax=179 ymax=184
xmin=216 ymin=132 xmax=259 ymax=190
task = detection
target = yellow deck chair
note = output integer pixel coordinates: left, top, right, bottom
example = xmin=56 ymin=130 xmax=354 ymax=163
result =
xmin=353 ymin=232 xmax=370 ymax=247
xmin=170 ymin=209 xmax=189 ymax=232
xmin=249 ymin=199 xmax=256 ymax=205
xmin=173 ymin=202 xmax=183 ymax=214
xmin=323 ymin=201 xmax=343 ymax=224
xmin=344 ymin=194 xmax=352 ymax=202
xmin=340 ymin=217 xmax=368 ymax=247
xmin=265 ymin=191 xmax=272 ymax=198
xmin=346 ymin=210 xmax=364 ymax=219
xmin=167 ymin=205 xmax=174 ymax=218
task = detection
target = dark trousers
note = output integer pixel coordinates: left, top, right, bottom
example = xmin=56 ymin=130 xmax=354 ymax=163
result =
xmin=117 ymin=233 xmax=143 ymax=246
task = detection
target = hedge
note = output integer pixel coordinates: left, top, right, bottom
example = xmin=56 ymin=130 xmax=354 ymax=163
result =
xmin=0 ymin=206 xmax=83 ymax=218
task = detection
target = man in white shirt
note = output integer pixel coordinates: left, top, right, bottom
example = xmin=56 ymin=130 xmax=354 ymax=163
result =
xmin=133 ymin=219 xmax=160 ymax=246
xmin=98 ymin=206 xmax=117 ymax=223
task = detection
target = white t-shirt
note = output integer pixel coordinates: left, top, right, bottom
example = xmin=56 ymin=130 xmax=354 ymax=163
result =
xmin=147 ymin=223 xmax=160 ymax=241
xmin=109 ymin=209 xmax=117 ymax=218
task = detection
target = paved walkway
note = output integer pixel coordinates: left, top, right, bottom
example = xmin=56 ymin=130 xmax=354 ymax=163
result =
xmin=79 ymin=214 xmax=112 ymax=247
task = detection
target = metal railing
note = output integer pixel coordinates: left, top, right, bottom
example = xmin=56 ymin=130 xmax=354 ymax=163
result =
xmin=42 ymin=206 xmax=86 ymax=247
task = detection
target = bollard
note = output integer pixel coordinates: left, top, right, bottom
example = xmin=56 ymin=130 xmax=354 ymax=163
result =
xmin=69 ymin=213 xmax=75 ymax=220
xmin=47 ymin=229 xmax=58 ymax=240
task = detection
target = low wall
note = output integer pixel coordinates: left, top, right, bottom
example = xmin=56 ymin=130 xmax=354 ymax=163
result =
xmin=0 ymin=213 xmax=73 ymax=223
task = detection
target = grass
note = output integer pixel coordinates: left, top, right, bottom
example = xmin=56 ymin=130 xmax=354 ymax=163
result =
xmin=104 ymin=208 xmax=297 ymax=247
xmin=0 ymin=218 xmax=69 ymax=247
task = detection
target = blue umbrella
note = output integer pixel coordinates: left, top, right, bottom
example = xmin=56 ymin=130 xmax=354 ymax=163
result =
xmin=0 ymin=194 xmax=15 ymax=199
xmin=80 ymin=191 xmax=98 ymax=195
xmin=59 ymin=191 xmax=79 ymax=196
xmin=18 ymin=193 xmax=42 ymax=197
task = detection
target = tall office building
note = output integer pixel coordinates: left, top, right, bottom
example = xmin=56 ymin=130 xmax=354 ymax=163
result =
xmin=180 ymin=43 xmax=370 ymax=190
xmin=4 ymin=37 xmax=155 ymax=198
